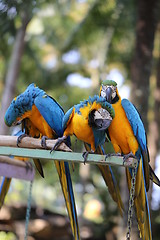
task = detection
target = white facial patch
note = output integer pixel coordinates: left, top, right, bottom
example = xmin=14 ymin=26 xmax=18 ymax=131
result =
xmin=100 ymin=85 xmax=108 ymax=98
xmin=94 ymin=108 xmax=112 ymax=121
xmin=101 ymin=84 xmax=117 ymax=100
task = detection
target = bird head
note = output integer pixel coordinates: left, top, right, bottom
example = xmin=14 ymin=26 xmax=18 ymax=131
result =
xmin=88 ymin=95 xmax=115 ymax=130
xmin=4 ymin=83 xmax=40 ymax=126
xmin=99 ymin=80 xmax=120 ymax=104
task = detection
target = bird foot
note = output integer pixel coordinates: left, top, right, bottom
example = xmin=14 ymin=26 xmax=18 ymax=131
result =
xmin=41 ymin=136 xmax=49 ymax=149
xmin=17 ymin=133 xmax=28 ymax=147
xmin=123 ymin=152 xmax=137 ymax=164
xmin=82 ymin=151 xmax=89 ymax=165
xmin=82 ymin=150 xmax=94 ymax=165
xmin=50 ymin=136 xmax=67 ymax=153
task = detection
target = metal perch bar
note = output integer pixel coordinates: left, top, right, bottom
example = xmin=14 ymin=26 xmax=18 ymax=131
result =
xmin=0 ymin=135 xmax=138 ymax=168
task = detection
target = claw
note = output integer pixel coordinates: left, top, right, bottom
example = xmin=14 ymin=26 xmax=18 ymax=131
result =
xmin=50 ymin=136 xmax=67 ymax=153
xmin=17 ymin=133 xmax=28 ymax=147
xmin=41 ymin=136 xmax=49 ymax=149
xmin=123 ymin=151 xmax=137 ymax=163
xmin=82 ymin=151 xmax=89 ymax=165
xmin=82 ymin=150 xmax=94 ymax=165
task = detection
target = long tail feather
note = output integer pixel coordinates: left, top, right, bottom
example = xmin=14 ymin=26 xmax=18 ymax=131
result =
xmin=0 ymin=177 xmax=12 ymax=209
xmin=149 ymin=165 xmax=160 ymax=187
xmin=55 ymin=161 xmax=80 ymax=240
xmin=84 ymin=143 xmax=124 ymax=216
xmin=127 ymin=160 xmax=152 ymax=240
xmin=96 ymin=146 xmax=124 ymax=216
xmin=33 ymin=159 xmax=44 ymax=178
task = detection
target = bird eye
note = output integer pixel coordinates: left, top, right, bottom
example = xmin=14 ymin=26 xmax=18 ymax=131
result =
xmin=101 ymin=91 xmax=106 ymax=98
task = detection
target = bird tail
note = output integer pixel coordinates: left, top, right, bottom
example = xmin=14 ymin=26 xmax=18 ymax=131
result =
xmin=149 ymin=165 xmax=160 ymax=187
xmin=0 ymin=177 xmax=12 ymax=209
xmin=126 ymin=159 xmax=152 ymax=240
xmin=96 ymin=146 xmax=124 ymax=216
xmin=33 ymin=159 xmax=44 ymax=178
xmin=55 ymin=160 xmax=80 ymax=240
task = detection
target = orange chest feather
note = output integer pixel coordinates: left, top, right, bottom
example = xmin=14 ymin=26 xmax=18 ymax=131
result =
xmin=64 ymin=107 xmax=95 ymax=149
xmin=18 ymin=105 xmax=53 ymax=138
xmin=108 ymin=103 xmax=139 ymax=154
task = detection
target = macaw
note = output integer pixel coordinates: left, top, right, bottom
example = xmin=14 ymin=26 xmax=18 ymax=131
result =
xmin=99 ymin=80 xmax=160 ymax=240
xmin=4 ymin=83 xmax=80 ymax=240
xmin=52 ymin=95 xmax=124 ymax=216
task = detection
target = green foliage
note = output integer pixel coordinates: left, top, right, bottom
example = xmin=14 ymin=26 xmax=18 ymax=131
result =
xmin=0 ymin=231 xmax=16 ymax=240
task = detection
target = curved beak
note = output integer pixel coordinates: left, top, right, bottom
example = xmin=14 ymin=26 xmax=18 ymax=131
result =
xmin=105 ymin=87 xmax=112 ymax=103
xmin=95 ymin=119 xmax=112 ymax=131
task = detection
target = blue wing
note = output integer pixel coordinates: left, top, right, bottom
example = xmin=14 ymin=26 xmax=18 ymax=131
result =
xmin=62 ymin=107 xmax=74 ymax=131
xmin=121 ymin=98 xmax=150 ymax=190
xmin=34 ymin=94 xmax=64 ymax=137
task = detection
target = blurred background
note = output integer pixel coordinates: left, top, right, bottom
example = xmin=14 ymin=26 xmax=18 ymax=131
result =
xmin=0 ymin=0 xmax=160 ymax=239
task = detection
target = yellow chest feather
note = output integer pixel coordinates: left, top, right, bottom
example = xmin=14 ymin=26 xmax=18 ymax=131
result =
xmin=108 ymin=102 xmax=139 ymax=154
xmin=18 ymin=105 xmax=53 ymax=138
xmin=64 ymin=106 xmax=96 ymax=150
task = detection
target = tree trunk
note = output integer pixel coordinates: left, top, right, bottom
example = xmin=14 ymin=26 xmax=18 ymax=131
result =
xmin=148 ymin=22 xmax=160 ymax=207
xmin=130 ymin=0 xmax=158 ymax=131
xmin=0 ymin=12 xmax=30 ymax=135
xmin=124 ymin=1 xmax=159 ymax=237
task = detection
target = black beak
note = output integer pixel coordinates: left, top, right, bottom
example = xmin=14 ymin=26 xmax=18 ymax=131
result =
xmin=95 ymin=119 xmax=112 ymax=130
xmin=105 ymin=87 xmax=112 ymax=103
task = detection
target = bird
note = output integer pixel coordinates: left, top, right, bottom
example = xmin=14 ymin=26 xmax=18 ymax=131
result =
xmin=99 ymin=79 xmax=160 ymax=240
xmin=4 ymin=83 xmax=80 ymax=240
xmin=52 ymin=95 xmax=124 ymax=216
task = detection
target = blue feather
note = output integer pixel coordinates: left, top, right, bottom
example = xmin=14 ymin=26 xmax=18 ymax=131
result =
xmin=121 ymin=99 xmax=147 ymax=151
xmin=34 ymin=95 xmax=64 ymax=137
xmin=64 ymin=162 xmax=79 ymax=237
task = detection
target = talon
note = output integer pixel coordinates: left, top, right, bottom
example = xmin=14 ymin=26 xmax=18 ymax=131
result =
xmin=17 ymin=133 xmax=28 ymax=147
xmin=82 ymin=151 xmax=89 ymax=165
xmin=123 ymin=152 xmax=137 ymax=162
xmin=50 ymin=136 xmax=67 ymax=153
xmin=41 ymin=136 xmax=49 ymax=149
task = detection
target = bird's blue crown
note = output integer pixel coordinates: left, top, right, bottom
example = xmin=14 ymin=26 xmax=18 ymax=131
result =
xmin=4 ymin=83 xmax=45 ymax=126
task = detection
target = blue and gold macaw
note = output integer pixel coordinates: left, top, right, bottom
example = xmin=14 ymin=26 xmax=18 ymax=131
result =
xmin=99 ymin=80 xmax=160 ymax=240
xmin=4 ymin=83 xmax=80 ymax=240
xmin=53 ymin=95 xmax=124 ymax=216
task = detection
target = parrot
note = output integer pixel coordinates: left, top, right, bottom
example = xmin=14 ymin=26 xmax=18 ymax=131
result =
xmin=4 ymin=83 xmax=80 ymax=240
xmin=99 ymin=79 xmax=160 ymax=240
xmin=52 ymin=95 xmax=124 ymax=216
